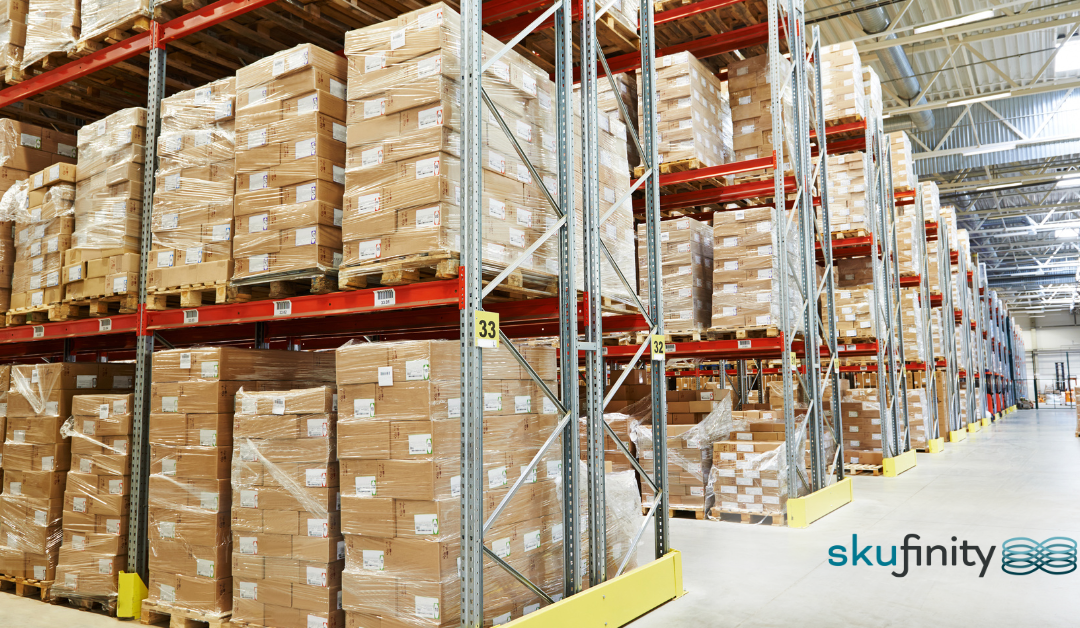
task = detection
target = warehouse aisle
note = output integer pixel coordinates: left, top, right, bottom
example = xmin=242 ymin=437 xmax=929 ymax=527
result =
xmin=628 ymin=408 xmax=1080 ymax=628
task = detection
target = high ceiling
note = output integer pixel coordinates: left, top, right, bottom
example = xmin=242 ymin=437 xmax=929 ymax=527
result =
xmin=810 ymin=0 xmax=1080 ymax=316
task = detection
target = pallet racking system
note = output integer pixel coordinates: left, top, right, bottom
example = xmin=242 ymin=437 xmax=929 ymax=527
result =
xmin=0 ymin=0 xmax=1029 ymax=621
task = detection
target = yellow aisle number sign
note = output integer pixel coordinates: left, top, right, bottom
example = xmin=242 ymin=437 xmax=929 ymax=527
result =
xmin=475 ymin=311 xmax=500 ymax=348
xmin=650 ymin=334 xmax=666 ymax=361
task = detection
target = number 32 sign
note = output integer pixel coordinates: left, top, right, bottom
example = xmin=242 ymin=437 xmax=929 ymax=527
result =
xmin=475 ymin=311 xmax=500 ymax=349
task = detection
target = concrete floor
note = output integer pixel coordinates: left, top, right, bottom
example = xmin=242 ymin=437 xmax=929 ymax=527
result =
xmin=629 ymin=408 xmax=1080 ymax=628
xmin=1 ymin=408 xmax=1077 ymax=627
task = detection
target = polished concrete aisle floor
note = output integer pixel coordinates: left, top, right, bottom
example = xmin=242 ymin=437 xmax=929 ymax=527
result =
xmin=629 ymin=408 xmax=1080 ymax=628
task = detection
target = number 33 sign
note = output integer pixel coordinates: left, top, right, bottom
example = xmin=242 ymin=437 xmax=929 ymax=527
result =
xmin=475 ymin=311 xmax=500 ymax=348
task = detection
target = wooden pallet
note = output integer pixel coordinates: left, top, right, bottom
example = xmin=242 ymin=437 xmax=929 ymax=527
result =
xmin=641 ymin=506 xmax=706 ymax=520
xmin=4 ymin=51 xmax=70 ymax=84
xmin=339 ymin=254 xmax=559 ymax=301
xmin=141 ymin=600 xmax=232 ymax=628
xmin=824 ymin=113 xmax=865 ymax=128
xmin=0 ymin=573 xmax=52 ymax=601
xmin=832 ymin=228 xmax=869 ymax=240
xmin=710 ymin=508 xmax=785 ymax=526
xmin=51 ymin=593 xmax=117 ymax=617
xmin=228 ymin=270 xmax=338 ymax=303
xmin=844 ymin=463 xmax=883 ymax=476
xmin=62 ymin=292 xmax=139 ymax=317
xmin=839 ymin=336 xmax=876 ymax=345
xmin=75 ymin=14 xmax=153 ymax=51
xmin=706 ymin=326 xmax=780 ymax=340
xmin=147 ymin=283 xmax=232 ymax=311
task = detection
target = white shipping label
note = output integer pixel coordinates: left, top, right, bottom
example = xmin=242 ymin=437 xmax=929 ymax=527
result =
xmin=416 ymin=156 xmax=440 ymax=178
xmin=185 ymin=247 xmax=204 ymax=265
xmin=308 ymin=518 xmax=329 ymax=538
xmin=517 ymin=208 xmax=532 ymax=226
xmin=355 ymin=476 xmax=376 ymax=497
xmin=41 ymin=456 xmax=54 ymax=471
xmin=250 ymin=254 xmax=270 ymax=273
xmin=447 ymin=398 xmax=461 ymax=418
xmin=109 ymin=479 xmax=124 ymax=494
xmin=240 ymin=490 xmax=258 ymax=508
xmin=248 ymin=172 xmax=268 ymax=191
xmin=365 ymin=54 xmax=386 ymax=73
xmin=416 ymin=55 xmax=442 ymax=79
xmin=418 ymin=105 xmax=443 ymax=129
xmin=493 ymin=538 xmax=511 ymax=559
xmin=200 ymin=491 xmax=218 ymax=510
xmin=362 ymin=147 xmax=384 ymax=168
xmin=306 ymin=566 xmax=328 ymax=587
xmin=415 ymin=205 xmax=440 ymax=228
xmin=552 ymin=523 xmax=564 ymax=543
xmin=514 ymin=395 xmax=531 ymax=414
xmin=415 ymin=596 xmax=441 ymax=620
xmin=378 ymin=366 xmax=394 ymax=386
xmin=488 ymin=151 xmax=506 ymax=174
xmin=483 ymin=393 xmax=502 ymax=411
xmin=306 ymin=468 xmax=329 ymax=487
xmin=238 ymin=582 xmax=257 ymax=600
xmin=83 ymin=418 xmax=97 ymax=435
xmin=508 ymin=228 xmax=525 ymax=248
xmin=112 ymin=277 xmax=129 ymax=294
xmin=162 ymin=458 xmax=177 ymax=475
xmin=296 ymin=227 xmax=318 ymax=246
xmin=307 ymin=418 xmax=329 ymax=437
xmin=408 ymin=434 xmax=433 ymax=455
xmin=488 ymin=466 xmax=508 ymax=488
xmin=414 ymin=514 xmax=439 ymax=535
xmin=247 ymin=128 xmax=267 ymax=149
xmin=363 ymin=550 xmax=385 ymax=571
xmin=157 ymin=251 xmax=174 ymax=268
xmin=201 ymin=360 xmax=219 ymax=378
xmin=524 ymin=530 xmax=541 ymax=552
xmin=295 ymin=138 xmax=317 ymax=159
xmin=196 ymin=559 xmax=214 ymax=578
xmin=355 ymin=398 xmax=375 ymax=418
xmin=76 ymin=374 xmax=97 ymax=389
xmin=515 ymin=120 xmax=532 ymax=142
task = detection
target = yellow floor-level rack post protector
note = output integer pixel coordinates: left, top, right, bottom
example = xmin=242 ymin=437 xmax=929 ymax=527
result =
xmin=927 ymin=437 xmax=945 ymax=453
xmin=883 ymin=449 xmax=917 ymax=477
xmin=787 ymin=477 xmax=853 ymax=528
xmin=502 ymin=550 xmax=684 ymax=628
xmin=117 ymin=571 xmax=147 ymax=619
xmin=981 ymin=417 xmax=991 ymax=427
xmin=968 ymin=421 xmax=982 ymax=433
xmin=949 ymin=429 xmax=967 ymax=442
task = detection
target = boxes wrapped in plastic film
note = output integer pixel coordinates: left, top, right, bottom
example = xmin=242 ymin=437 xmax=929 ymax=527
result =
xmin=832 ymin=388 xmax=885 ymax=465
xmin=561 ymin=462 xmax=645 ymax=579
xmin=72 ymin=107 xmax=146 ymax=299
xmin=899 ymin=287 xmax=925 ymax=362
xmin=335 ymin=339 xmax=569 ymax=626
xmin=632 ymin=390 xmax=733 ymax=513
xmin=830 ymin=285 xmax=877 ymax=341
xmin=709 ymin=418 xmax=802 ymax=517
xmin=712 ymin=206 xmax=802 ymax=332
xmin=641 ymin=51 xmax=732 ymax=170
xmin=0 ymin=8 xmax=26 ymax=72
xmin=150 ymin=78 xmax=236 ymax=291
xmin=821 ymin=151 xmax=867 ymax=233
xmin=0 ymin=118 xmax=76 ymax=174
xmin=147 ymin=347 xmax=335 ymax=616
xmin=339 ymin=4 xmax=637 ymax=305
xmin=728 ymin=52 xmax=793 ymax=175
xmin=21 ymin=0 xmax=77 ymax=70
xmin=862 ymin=65 xmax=882 ymax=119
xmin=895 ymin=213 xmax=918 ymax=276
xmin=637 ymin=217 xmax=712 ymax=331
xmin=231 ymin=386 xmax=344 ymax=628
xmin=233 ymin=44 xmax=346 ymax=283
xmin=939 ymin=203 xmax=958 ymax=251
xmin=0 ymin=363 xmax=133 ymax=580
xmin=78 ymin=0 xmax=149 ymax=45
xmin=596 ymin=67 xmax=639 ymax=168
xmin=819 ymin=42 xmax=864 ymax=123
xmin=888 ymin=131 xmax=917 ymax=192
xmin=52 ymin=393 xmax=134 ymax=599
xmin=0 ymin=169 xmax=74 ymax=311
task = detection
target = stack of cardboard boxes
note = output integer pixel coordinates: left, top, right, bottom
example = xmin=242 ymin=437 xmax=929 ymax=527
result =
xmin=0 ymin=0 xmax=26 ymax=74
xmin=337 ymin=339 xmax=564 ymax=626
xmin=712 ymin=207 xmax=796 ymax=331
xmin=900 ymin=288 xmax=924 ymax=362
xmin=0 ymin=118 xmax=76 ymax=174
xmin=340 ymin=5 xmax=558 ymax=284
xmin=70 ymin=107 xmax=145 ymax=300
xmin=233 ymin=43 xmax=346 ymax=283
xmin=21 ymin=0 xmax=77 ymax=69
xmin=9 ymin=164 xmax=75 ymax=311
xmin=710 ymin=417 xmax=789 ymax=518
xmin=836 ymin=395 xmax=884 ymax=467
xmin=822 ymin=152 xmax=867 ymax=233
xmin=728 ymin=53 xmax=792 ymax=176
xmin=0 ymin=362 xmax=133 ymax=582
xmin=642 ymin=51 xmax=732 ymax=169
xmin=149 ymin=78 xmax=237 ymax=292
xmin=79 ymin=0 xmax=149 ymax=44
xmin=835 ymin=286 xmax=876 ymax=341
xmin=146 ymin=347 xmax=334 ymax=616
xmin=819 ymin=42 xmax=865 ymax=123
xmin=52 ymin=393 xmax=134 ymax=599
xmin=888 ymin=131 xmax=917 ymax=192
xmin=232 ymin=386 xmax=343 ymax=628
xmin=862 ymin=65 xmax=882 ymax=118
xmin=667 ymin=388 xmax=729 ymax=425
xmin=596 ymin=69 xmax=638 ymax=168
xmin=638 ymin=217 xmax=712 ymax=332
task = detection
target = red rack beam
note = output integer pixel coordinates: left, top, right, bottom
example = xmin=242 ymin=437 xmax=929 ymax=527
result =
xmin=899 ymin=275 xmax=920 ymax=287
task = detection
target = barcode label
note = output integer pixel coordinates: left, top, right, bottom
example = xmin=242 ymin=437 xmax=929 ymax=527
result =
xmin=274 ymin=301 xmax=291 ymax=316
xmin=184 ymin=310 xmax=199 ymax=324
xmin=375 ymin=289 xmax=395 ymax=307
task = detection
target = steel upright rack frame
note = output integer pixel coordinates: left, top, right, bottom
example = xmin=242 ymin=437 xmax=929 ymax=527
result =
xmin=912 ymin=185 xmax=941 ymax=445
xmin=955 ymin=238 xmax=978 ymax=430
xmin=971 ymin=260 xmax=989 ymax=424
xmin=865 ymin=113 xmax=909 ymax=458
xmin=936 ymin=219 xmax=962 ymax=439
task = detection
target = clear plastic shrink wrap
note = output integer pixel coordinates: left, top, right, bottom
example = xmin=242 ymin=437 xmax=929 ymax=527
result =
xmin=638 ymin=217 xmax=712 ymax=331
xmin=340 ymin=4 xmax=636 ymax=304
xmin=233 ymin=44 xmax=346 ymax=282
xmin=22 ymin=0 xmax=78 ymax=69
xmin=1 ymin=170 xmax=75 ymax=310
xmin=712 ymin=206 xmax=802 ymax=332
xmin=150 ymin=77 xmax=236 ymax=291
xmin=231 ymin=386 xmax=343 ymax=628
xmin=337 ymin=338 xmax=569 ymax=626
xmin=79 ymin=0 xmax=150 ymax=44
xmin=52 ymin=394 xmax=134 ymax=599
xmin=631 ymin=391 xmax=733 ymax=513
xmin=146 ymin=347 xmax=335 ymax=615
xmin=0 ymin=363 xmax=133 ymax=581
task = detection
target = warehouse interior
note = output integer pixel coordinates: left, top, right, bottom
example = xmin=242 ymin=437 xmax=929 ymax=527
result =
xmin=0 ymin=0 xmax=1075 ymax=627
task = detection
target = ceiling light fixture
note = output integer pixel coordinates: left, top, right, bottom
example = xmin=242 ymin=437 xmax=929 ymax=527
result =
xmin=913 ymin=10 xmax=995 ymax=35
xmin=947 ymin=92 xmax=1011 ymax=107
xmin=964 ymin=142 xmax=1017 ymax=156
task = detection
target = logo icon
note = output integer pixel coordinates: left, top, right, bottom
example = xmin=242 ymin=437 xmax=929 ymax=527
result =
xmin=1001 ymin=537 xmax=1077 ymax=575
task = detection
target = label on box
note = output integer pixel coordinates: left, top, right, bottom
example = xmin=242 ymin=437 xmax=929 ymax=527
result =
xmin=415 ymin=514 xmax=439 ymax=535
xmin=306 ymin=468 xmax=328 ymax=487
xmin=307 ymin=418 xmax=328 ymax=437
xmin=97 ymin=558 xmax=113 ymax=575
xmin=488 ymin=466 xmax=508 ymax=488
xmin=196 ymin=428 xmax=217 ymax=447
xmin=161 ymin=457 xmax=177 ymax=475
xmin=415 ymin=596 xmax=440 ymax=620
xmin=295 ymin=138 xmax=317 ymax=159
xmin=515 ymin=119 xmax=532 ymax=142
xmin=365 ymin=54 xmax=386 ymax=73
xmin=108 ymin=479 xmax=123 ymax=495
xmin=111 ymin=276 xmax=128 ymax=294
xmin=185 ymin=246 xmax=204 ymax=265
xmin=551 ymin=522 xmax=564 ymax=543
xmin=301 ymin=565 xmax=327 ymax=588
xmin=520 ymin=465 xmax=537 ymax=484
xmin=405 ymin=359 xmax=430 ymax=381
xmin=516 ymin=207 xmax=533 ymax=227
xmin=447 ymin=398 xmax=461 ymax=418
xmin=250 ymin=254 xmax=270 ymax=273
xmin=360 ymin=549 xmax=387 ymax=573
xmin=364 ymin=98 xmax=386 ymax=118
xmin=488 ymin=198 xmax=506 ymax=219
xmin=238 ymin=536 xmax=258 ymax=555
xmin=546 ymin=460 xmax=562 ymax=479
xmin=356 ymin=476 xmax=377 ymax=497
xmin=103 ymin=518 xmax=120 ymax=534
xmin=307 ymin=518 xmax=329 ymax=538
xmin=247 ymin=128 xmax=267 ymax=149
xmin=542 ymin=397 xmax=557 ymax=414
xmin=415 ymin=155 xmax=441 ymax=178
xmin=377 ymin=366 xmax=394 ymax=386
xmin=249 ymin=172 xmax=268 ymax=191
xmin=295 ymin=226 xmax=318 ymax=246
xmin=77 ymin=374 xmax=97 ymax=388
xmin=690 ymin=486 xmax=705 ymax=497
xmin=200 ymin=360 xmax=218 ymax=378
xmin=514 ymin=395 xmax=531 ymax=413
xmin=354 ymin=398 xmax=375 ymax=418
xmin=237 ymin=581 xmax=257 ymax=600
xmin=408 ymin=433 xmax=433 ymax=455
xmin=197 ymin=491 xmax=218 ymax=510
xmin=488 ymin=150 xmax=506 ymax=174
xmin=417 ymin=55 xmax=441 ymax=78
xmin=508 ymin=227 xmax=525 ymax=248
xmin=492 ymin=537 xmax=511 ymax=559
xmin=418 ymin=105 xmax=443 ymax=129
xmin=80 ymin=458 xmax=91 ymax=473
xmin=483 ymin=392 xmax=502 ymax=412
xmin=195 ymin=558 xmax=214 ymax=578
xmin=159 ymin=583 xmax=176 ymax=603
xmin=239 ymin=489 xmax=258 ymax=508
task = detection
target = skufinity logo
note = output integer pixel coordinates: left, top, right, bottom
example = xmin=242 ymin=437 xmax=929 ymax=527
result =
xmin=828 ymin=534 xmax=1077 ymax=577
